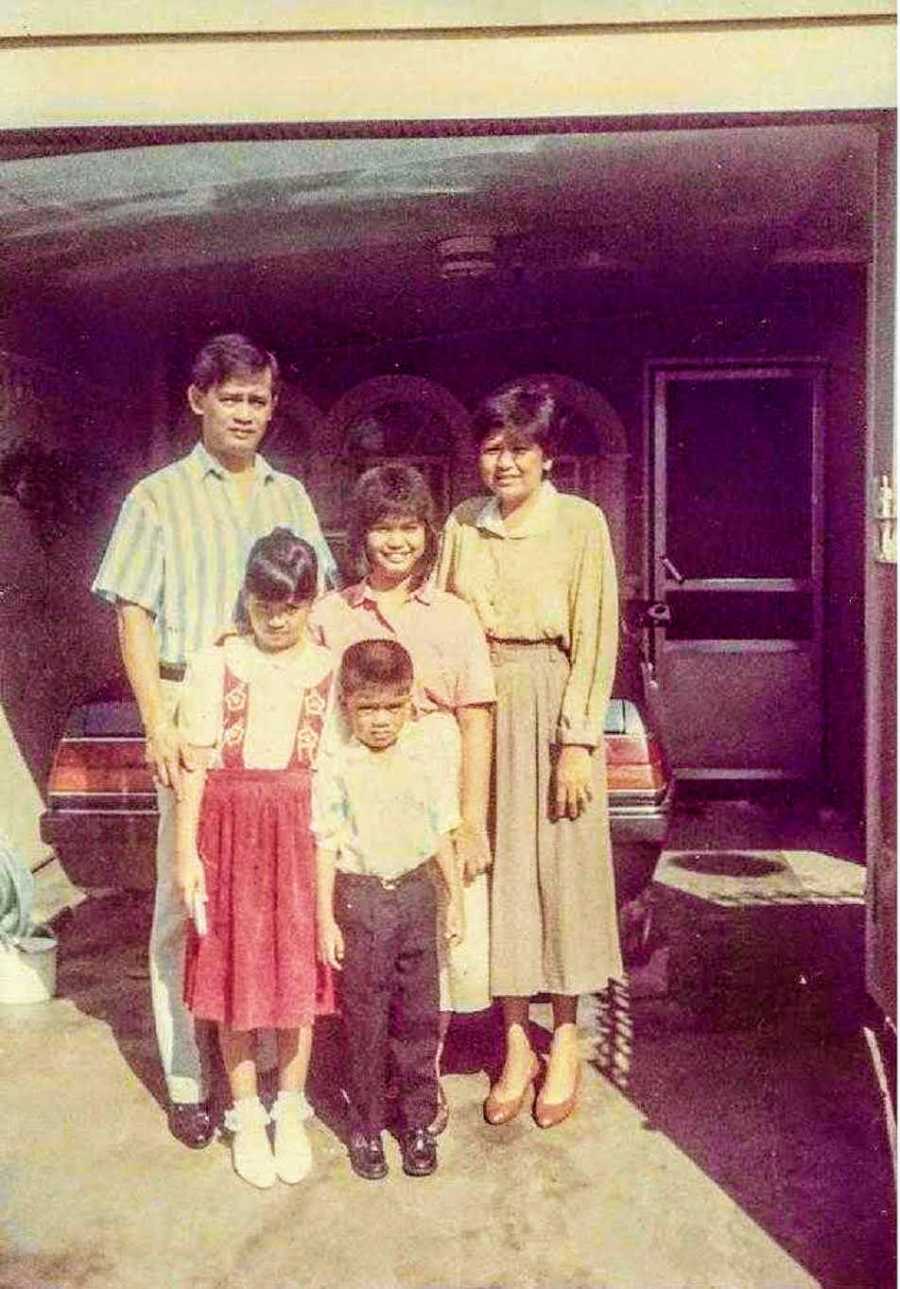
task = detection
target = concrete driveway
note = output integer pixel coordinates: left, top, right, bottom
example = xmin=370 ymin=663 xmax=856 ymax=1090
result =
xmin=1 ymin=800 xmax=895 ymax=1289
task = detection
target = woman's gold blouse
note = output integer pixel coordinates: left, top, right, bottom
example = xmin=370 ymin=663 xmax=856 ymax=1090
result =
xmin=436 ymin=482 xmax=619 ymax=748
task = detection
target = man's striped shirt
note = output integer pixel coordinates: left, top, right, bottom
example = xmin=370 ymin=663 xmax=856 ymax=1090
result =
xmin=92 ymin=441 xmax=337 ymax=668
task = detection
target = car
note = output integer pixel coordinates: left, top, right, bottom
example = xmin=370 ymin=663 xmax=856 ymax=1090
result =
xmin=41 ymin=682 xmax=158 ymax=891
xmin=41 ymin=683 xmax=672 ymax=898
xmin=603 ymin=696 xmax=673 ymax=906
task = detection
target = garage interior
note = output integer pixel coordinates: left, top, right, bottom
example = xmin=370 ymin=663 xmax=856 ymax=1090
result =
xmin=0 ymin=118 xmax=883 ymax=838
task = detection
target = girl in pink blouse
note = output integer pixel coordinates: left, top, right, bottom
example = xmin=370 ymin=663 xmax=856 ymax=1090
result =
xmin=310 ymin=465 xmax=495 ymax=1135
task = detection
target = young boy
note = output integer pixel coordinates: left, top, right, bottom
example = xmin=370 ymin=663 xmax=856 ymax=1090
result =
xmin=313 ymin=638 xmax=464 ymax=1180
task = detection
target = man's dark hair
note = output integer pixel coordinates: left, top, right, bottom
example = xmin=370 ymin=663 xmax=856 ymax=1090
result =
xmin=190 ymin=333 xmax=280 ymax=395
xmin=339 ymin=638 xmax=414 ymax=699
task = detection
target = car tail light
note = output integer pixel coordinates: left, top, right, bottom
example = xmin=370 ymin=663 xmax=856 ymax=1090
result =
xmin=47 ymin=739 xmax=155 ymax=795
xmin=605 ymin=729 xmax=668 ymax=795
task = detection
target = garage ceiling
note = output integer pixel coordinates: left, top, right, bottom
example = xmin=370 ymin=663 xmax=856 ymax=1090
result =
xmin=0 ymin=123 xmax=875 ymax=349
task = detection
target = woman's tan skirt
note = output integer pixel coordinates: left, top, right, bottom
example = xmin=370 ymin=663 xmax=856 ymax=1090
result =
xmin=489 ymin=640 xmax=623 ymax=998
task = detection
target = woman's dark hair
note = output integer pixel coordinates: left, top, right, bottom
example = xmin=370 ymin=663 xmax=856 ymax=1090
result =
xmin=347 ymin=464 xmax=438 ymax=590
xmin=190 ymin=333 xmax=280 ymax=395
xmin=339 ymin=638 xmax=414 ymax=699
xmin=235 ymin=527 xmax=317 ymax=631
xmin=471 ymin=380 xmax=558 ymax=454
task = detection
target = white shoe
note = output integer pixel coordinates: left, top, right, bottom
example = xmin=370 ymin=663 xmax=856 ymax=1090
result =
xmin=271 ymin=1091 xmax=313 ymax=1184
xmin=224 ymin=1097 xmax=276 ymax=1189
xmin=254 ymin=1035 xmax=313 ymax=1121
xmin=293 ymin=1090 xmax=314 ymax=1121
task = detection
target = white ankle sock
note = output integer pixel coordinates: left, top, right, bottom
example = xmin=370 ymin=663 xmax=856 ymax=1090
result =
xmin=225 ymin=1097 xmax=276 ymax=1190
xmin=271 ymin=1091 xmax=313 ymax=1184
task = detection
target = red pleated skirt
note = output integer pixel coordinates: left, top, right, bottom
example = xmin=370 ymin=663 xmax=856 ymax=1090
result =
xmin=184 ymin=766 xmax=334 ymax=1030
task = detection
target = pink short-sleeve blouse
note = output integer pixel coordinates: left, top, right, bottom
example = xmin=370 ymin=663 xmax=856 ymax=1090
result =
xmin=309 ymin=579 xmax=495 ymax=714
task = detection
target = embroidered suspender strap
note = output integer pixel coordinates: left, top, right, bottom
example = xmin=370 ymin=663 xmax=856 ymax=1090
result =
xmin=220 ymin=664 xmax=249 ymax=769
xmin=218 ymin=661 xmax=333 ymax=771
xmin=289 ymin=669 xmax=333 ymax=768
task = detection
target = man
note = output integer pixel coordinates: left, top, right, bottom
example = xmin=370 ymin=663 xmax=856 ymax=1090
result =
xmin=93 ymin=333 xmax=336 ymax=1148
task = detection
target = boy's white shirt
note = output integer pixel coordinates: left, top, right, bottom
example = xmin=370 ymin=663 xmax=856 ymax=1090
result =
xmin=311 ymin=717 xmax=461 ymax=881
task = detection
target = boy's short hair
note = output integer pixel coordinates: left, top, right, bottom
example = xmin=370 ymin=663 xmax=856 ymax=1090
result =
xmin=190 ymin=332 xmax=280 ymax=395
xmin=340 ymin=638 xmax=414 ymax=699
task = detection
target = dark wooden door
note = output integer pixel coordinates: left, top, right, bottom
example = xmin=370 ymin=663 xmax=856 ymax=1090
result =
xmin=651 ymin=362 xmax=824 ymax=782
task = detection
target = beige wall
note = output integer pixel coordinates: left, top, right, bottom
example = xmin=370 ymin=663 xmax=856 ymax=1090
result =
xmin=0 ymin=11 xmax=893 ymax=130
xmin=1 ymin=1 xmax=894 ymax=36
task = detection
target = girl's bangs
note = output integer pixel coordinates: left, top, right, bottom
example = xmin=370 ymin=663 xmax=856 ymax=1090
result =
xmin=246 ymin=565 xmax=314 ymax=604
xmin=368 ymin=507 xmax=427 ymax=528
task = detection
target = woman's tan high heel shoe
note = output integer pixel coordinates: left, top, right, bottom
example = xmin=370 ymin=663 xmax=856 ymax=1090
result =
xmin=534 ymin=1061 xmax=581 ymax=1129
xmin=483 ymin=1055 xmax=541 ymax=1125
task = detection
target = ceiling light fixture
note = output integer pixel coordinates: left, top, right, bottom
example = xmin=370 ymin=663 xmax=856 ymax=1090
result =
xmin=437 ymin=234 xmax=497 ymax=279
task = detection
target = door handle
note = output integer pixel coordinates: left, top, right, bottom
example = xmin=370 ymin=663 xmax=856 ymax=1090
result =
xmin=659 ymin=553 xmax=686 ymax=584
xmin=646 ymin=600 xmax=671 ymax=625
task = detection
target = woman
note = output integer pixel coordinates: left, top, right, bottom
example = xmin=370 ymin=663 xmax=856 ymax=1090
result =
xmin=309 ymin=463 xmax=495 ymax=1135
xmin=437 ymin=380 xmax=623 ymax=1128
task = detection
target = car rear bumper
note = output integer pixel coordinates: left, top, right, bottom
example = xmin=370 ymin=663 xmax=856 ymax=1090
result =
xmin=40 ymin=808 xmax=157 ymax=891
xmin=609 ymin=784 xmax=674 ymax=902
xmin=41 ymin=783 xmax=673 ymax=894
xmin=610 ymin=809 xmax=671 ymax=848
xmin=610 ymin=780 xmax=673 ymax=843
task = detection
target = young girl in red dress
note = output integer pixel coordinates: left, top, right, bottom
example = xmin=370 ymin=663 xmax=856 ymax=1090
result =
xmin=175 ymin=528 xmax=335 ymax=1189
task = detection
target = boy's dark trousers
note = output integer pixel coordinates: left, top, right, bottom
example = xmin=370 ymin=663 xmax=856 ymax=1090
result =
xmin=334 ymin=864 xmax=439 ymax=1137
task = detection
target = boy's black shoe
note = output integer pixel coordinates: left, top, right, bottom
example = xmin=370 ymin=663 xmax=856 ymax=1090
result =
xmin=348 ymin=1132 xmax=388 ymax=1180
xmin=400 ymin=1128 xmax=437 ymax=1177
xmin=167 ymin=1101 xmax=214 ymax=1149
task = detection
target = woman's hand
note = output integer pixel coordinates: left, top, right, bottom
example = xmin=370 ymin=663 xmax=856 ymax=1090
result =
xmin=553 ymin=745 xmax=594 ymax=820
xmin=175 ymin=847 xmax=206 ymax=916
xmin=456 ymin=820 xmax=492 ymax=884
xmin=318 ymin=918 xmax=345 ymax=970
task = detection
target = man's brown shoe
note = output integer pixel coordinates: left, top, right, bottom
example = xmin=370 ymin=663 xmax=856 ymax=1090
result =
xmin=167 ymin=1101 xmax=214 ymax=1149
